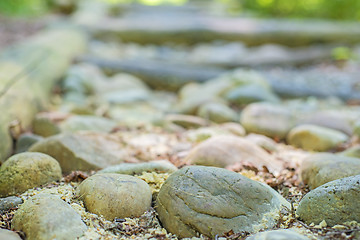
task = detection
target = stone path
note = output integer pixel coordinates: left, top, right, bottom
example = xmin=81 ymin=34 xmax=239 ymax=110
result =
xmin=1 ymin=1 xmax=360 ymax=240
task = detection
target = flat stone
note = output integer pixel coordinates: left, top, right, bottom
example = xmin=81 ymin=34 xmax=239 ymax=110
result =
xmin=224 ymin=84 xmax=279 ymax=105
xmin=32 ymin=115 xmax=61 ymax=137
xmin=240 ymin=103 xmax=296 ymax=139
xmin=98 ymin=160 xmax=177 ymax=175
xmin=59 ymin=115 xmax=117 ymax=133
xmin=12 ymin=193 xmax=87 ymax=240
xmin=165 ymin=114 xmax=209 ymax=129
xmin=287 ymin=124 xmax=348 ymax=151
xmin=0 ymin=196 xmax=23 ymax=212
xmin=185 ymin=136 xmax=283 ymax=174
xmin=0 ymin=229 xmax=22 ymax=240
xmin=29 ymin=132 xmax=127 ymax=173
xmin=300 ymin=153 xmax=360 ymax=189
xmin=0 ymin=152 xmax=62 ymax=197
xmin=15 ymin=133 xmax=44 ymax=153
xmin=297 ymin=175 xmax=360 ymax=226
xmin=76 ymin=173 xmax=152 ymax=220
xmin=156 ymin=166 xmax=290 ymax=238
xmin=197 ymin=102 xmax=238 ymax=123
xmin=246 ymin=229 xmax=310 ymax=240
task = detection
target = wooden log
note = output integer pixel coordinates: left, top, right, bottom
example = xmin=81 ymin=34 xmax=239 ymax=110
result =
xmin=0 ymin=27 xmax=86 ymax=162
xmin=78 ymin=56 xmax=226 ymax=90
xmin=79 ymin=56 xmax=360 ymax=101
xmin=79 ymin=5 xmax=360 ymax=46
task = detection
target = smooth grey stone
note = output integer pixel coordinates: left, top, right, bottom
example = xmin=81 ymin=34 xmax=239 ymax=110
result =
xmin=246 ymin=229 xmax=310 ymax=240
xmin=297 ymin=175 xmax=360 ymax=226
xmin=156 ymin=166 xmax=290 ymax=238
xmin=300 ymin=153 xmax=360 ymax=189
xmin=12 ymin=193 xmax=87 ymax=240
xmin=240 ymin=102 xmax=296 ymax=139
xmin=15 ymin=133 xmax=44 ymax=153
xmin=0 ymin=229 xmax=22 ymax=240
xmin=287 ymin=124 xmax=348 ymax=151
xmin=0 ymin=196 xmax=23 ymax=212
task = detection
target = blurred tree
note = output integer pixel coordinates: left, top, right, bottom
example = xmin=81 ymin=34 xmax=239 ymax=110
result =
xmin=0 ymin=0 xmax=48 ymax=16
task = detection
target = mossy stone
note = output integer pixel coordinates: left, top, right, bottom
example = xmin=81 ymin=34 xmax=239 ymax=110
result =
xmin=0 ymin=152 xmax=62 ymax=197
xmin=297 ymin=175 xmax=360 ymax=226
xmin=77 ymin=173 xmax=152 ymax=221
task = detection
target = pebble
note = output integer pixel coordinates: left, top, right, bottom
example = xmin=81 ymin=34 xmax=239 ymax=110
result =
xmin=156 ymin=166 xmax=290 ymax=238
xmin=15 ymin=133 xmax=44 ymax=153
xmin=59 ymin=115 xmax=117 ymax=133
xmin=0 ymin=152 xmax=62 ymax=197
xmin=185 ymin=135 xmax=283 ymax=174
xmin=165 ymin=114 xmax=209 ymax=129
xmin=12 ymin=193 xmax=87 ymax=240
xmin=197 ymin=102 xmax=238 ymax=123
xmin=0 ymin=196 xmax=23 ymax=212
xmin=0 ymin=229 xmax=22 ymax=240
xmin=76 ymin=173 xmax=152 ymax=220
xmin=297 ymin=175 xmax=360 ymax=226
xmin=240 ymin=102 xmax=296 ymax=139
xmin=300 ymin=153 xmax=360 ymax=189
xmin=287 ymin=124 xmax=348 ymax=151
xmin=224 ymin=83 xmax=279 ymax=105
xmin=32 ymin=115 xmax=61 ymax=137
xmin=246 ymin=229 xmax=310 ymax=240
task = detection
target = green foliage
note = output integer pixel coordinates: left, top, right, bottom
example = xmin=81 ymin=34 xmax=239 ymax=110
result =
xmin=332 ymin=47 xmax=352 ymax=61
xmin=0 ymin=0 xmax=48 ymax=16
xmin=222 ymin=0 xmax=360 ymax=21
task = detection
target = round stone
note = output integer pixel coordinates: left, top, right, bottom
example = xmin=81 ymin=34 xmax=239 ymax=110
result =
xmin=197 ymin=102 xmax=238 ymax=123
xmin=76 ymin=173 xmax=152 ymax=221
xmin=0 ymin=229 xmax=22 ymax=240
xmin=0 ymin=152 xmax=62 ymax=197
xmin=185 ymin=135 xmax=282 ymax=174
xmin=300 ymin=153 xmax=360 ymax=189
xmin=12 ymin=193 xmax=86 ymax=240
xmin=156 ymin=166 xmax=290 ymax=238
xmin=297 ymin=175 xmax=360 ymax=226
xmin=287 ymin=124 xmax=348 ymax=151
xmin=246 ymin=229 xmax=310 ymax=240
xmin=240 ymin=103 xmax=296 ymax=139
